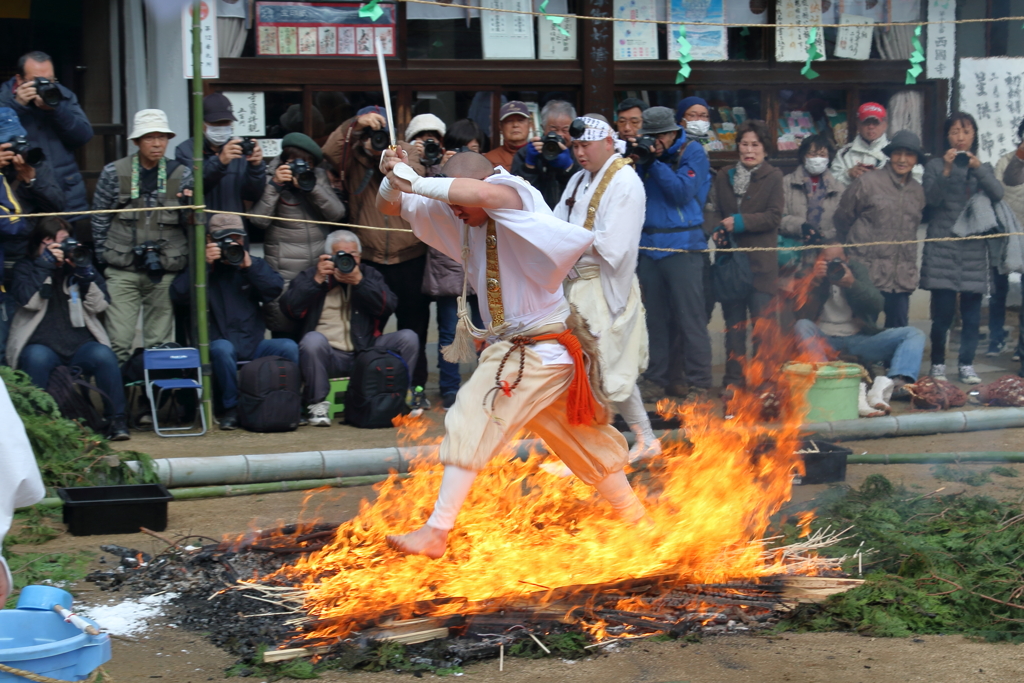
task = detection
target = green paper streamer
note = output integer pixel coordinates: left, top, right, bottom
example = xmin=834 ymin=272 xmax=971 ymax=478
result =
xmin=801 ymin=26 xmax=821 ymax=80
xmin=675 ymin=26 xmax=692 ymax=84
xmin=740 ymin=27 xmax=750 ymax=37
xmin=358 ymin=0 xmax=383 ymax=21
xmin=906 ymin=24 xmax=925 ymax=84
xmin=539 ymin=0 xmax=571 ymax=38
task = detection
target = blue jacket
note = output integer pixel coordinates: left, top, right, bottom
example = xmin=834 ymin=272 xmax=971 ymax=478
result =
xmin=637 ymin=138 xmax=711 ymax=259
xmin=0 ymin=78 xmax=93 ymax=214
xmin=170 ymin=255 xmax=283 ymax=361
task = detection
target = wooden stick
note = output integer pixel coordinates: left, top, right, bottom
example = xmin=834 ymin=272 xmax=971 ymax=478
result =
xmin=139 ymin=527 xmax=178 ymax=548
xmin=499 ymin=642 xmax=503 ymax=672
xmin=527 ymin=631 xmax=550 ymax=654
xmin=263 ymin=646 xmax=334 ymax=663
xmin=53 ymin=604 xmax=100 ymax=636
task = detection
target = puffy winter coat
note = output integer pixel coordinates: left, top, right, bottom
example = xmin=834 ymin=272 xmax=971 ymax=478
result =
xmin=250 ymin=158 xmax=346 ymax=283
xmin=780 ymin=166 xmax=844 ymax=242
xmin=920 ymin=157 xmax=1004 ymax=293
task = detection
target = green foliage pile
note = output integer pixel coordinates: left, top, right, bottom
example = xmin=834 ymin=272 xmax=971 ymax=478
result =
xmin=228 ymin=642 xmax=465 ymax=680
xmin=781 ymin=475 xmax=1024 ymax=640
xmin=1 ymin=366 xmax=156 ymax=489
xmin=931 ymin=463 xmax=1020 ymax=487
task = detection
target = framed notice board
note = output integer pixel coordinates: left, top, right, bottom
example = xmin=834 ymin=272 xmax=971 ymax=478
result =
xmin=255 ymin=1 xmax=397 ymax=56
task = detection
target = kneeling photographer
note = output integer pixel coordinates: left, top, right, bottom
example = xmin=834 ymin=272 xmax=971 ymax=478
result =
xmin=7 ymin=217 xmax=130 ymax=441
xmin=170 ymin=215 xmax=297 ymax=430
xmin=92 ymin=109 xmax=193 ymax=363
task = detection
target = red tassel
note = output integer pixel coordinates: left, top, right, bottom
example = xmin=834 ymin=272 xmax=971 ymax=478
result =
xmin=534 ymin=330 xmax=598 ymax=426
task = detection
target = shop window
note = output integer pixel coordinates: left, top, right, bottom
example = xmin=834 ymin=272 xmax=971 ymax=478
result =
xmin=692 ymin=89 xmax=762 ymax=151
xmin=776 ymin=88 xmax=846 ymax=151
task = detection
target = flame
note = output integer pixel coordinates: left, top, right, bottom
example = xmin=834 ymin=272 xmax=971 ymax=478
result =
xmin=268 ymin=307 xmax=824 ymax=643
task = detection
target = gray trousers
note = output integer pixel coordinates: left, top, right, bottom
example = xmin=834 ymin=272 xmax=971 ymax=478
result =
xmin=299 ymin=329 xmax=419 ymax=404
xmin=637 ymin=252 xmax=713 ymax=389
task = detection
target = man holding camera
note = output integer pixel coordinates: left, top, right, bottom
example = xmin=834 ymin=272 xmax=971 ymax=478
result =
xmin=0 ymin=51 xmax=93 ymax=241
xmin=92 ymin=109 xmax=192 ymax=363
xmin=282 ymin=229 xmax=418 ymax=427
xmin=631 ymin=106 xmax=713 ymax=403
xmin=830 ymin=103 xmax=923 ymax=187
xmin=406 ymin=114 xmax=448 ymax=175
xmin=170 ymin=215 xmax=298 ymax=430
xmin=512 ymin=100 xmax=581 ymax=209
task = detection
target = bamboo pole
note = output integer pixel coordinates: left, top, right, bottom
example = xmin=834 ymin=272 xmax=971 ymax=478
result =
xmin=191 ymin=0 xmax=213 ymax=425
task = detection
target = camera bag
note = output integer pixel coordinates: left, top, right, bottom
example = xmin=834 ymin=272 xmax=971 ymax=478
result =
xmin=711 ymin=231 xmax=754 ymax=304
xmin=46 ymin=365 xmax=109 ymax=433
xmin=238 ymin=356 xmax=302 ymax=432
xmin=345 ymin=349 xmax=410 ymax=429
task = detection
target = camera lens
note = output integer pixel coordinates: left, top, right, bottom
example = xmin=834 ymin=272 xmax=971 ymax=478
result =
xmin=826 ymin=258 xmax=846 ymax=284
xmin=332 ymin=251 xmax=356 ymax=274
xmin=541 ymin=133 xmax=565 ymax=161
xmin=289 ymin=159 xmax=317 ymax=192
xmin=422 ymin=139 xmax=443 ymax=167
xmin=239 ymin=137 xmax=256 ymax=157
xmin=221 ymin=240 xmax=245 ymax=266
xmin=34 ymin=78 xmax=63 ymax=108
xmin=370 ymin=129 xmax=390 ymax=152
xmin=954 ymin=151 xmax=970 ymax=168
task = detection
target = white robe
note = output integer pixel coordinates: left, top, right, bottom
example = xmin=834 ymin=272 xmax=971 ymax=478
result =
xmin=400 ymin=170 xmax=594 ymax=365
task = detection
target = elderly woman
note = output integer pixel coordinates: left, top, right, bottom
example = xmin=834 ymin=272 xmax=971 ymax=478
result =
xmin=781 ymin=133 xmax=843 ymax=247
xmin=704 ymin=119 xmax=784 ymax=390
xmin=991 ymin=118 xmax=1024 ymax=362
xmin=921 ymin=113 xmax=1004 ymax=385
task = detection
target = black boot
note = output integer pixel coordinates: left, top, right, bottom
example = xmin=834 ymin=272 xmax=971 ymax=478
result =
xmin=219 ymin=407 xmax=239 ymax=431
xmin=107 ymin=415 xmax=131 ymax=441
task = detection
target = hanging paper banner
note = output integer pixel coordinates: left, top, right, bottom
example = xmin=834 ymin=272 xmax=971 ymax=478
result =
xmin=668 ymin=0 xmax=726 ymax=62
xmin=481 ymin=0 xmax=535 ymax=59
xmin=614 ymin=0 xmax=657 ymax=61
xmin=255 ymin=2 xmax=396 ymax=56
xmin=539 ymin=13 xmax=576 ymax=59
xmin=223 ymin=92 xmax=266 ymax=136
xmin=182 ymin=1 xmax=219 ymax=79
xmin=776 ymin=0 xmax=825 ymax=63
xmin=834 ymin=14 xmax=873 ymax=60
xmin=926 ymin=0 xmax=955 ymax=80
xmin=958 ymin=58 xmax=1024 ymax=165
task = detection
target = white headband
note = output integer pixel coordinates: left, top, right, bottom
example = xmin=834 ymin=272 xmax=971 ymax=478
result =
xmin=575 ymin=117 xmax=627 ymax=155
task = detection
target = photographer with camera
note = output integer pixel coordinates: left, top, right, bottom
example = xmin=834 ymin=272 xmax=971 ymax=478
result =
xmin=6 ymin=217 xmax=130 ymax=440
xmin=405 ymin=114 xmax=448 ymax=175
xmin=92 ymin=109 xmax=192 ymax=363
xmin=170 ymin=215 xmax=298 ymax=430
xmin=0 ymin=52 xmax=92 ymax=241
xmin=281 ymin=229 xmax=418 ymax=427
xmin=174 ymin=93 xmax=266 ymax=218
xmin=791 ymin=244 xmax=925 ymax=413
xmin=630 ymin=105 xmax=713 ymax=403
xmin=780 ymin=133 xmax=844 ymax=257
xmin=512 ymin=100 xmax=581 ymax=209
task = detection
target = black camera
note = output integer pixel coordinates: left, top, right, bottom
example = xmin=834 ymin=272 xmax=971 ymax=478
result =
xmin=369 ymin=129 xmax=390 ymax=152
xmin=59 ymin=237 xmax=91 ymax=263
xmin=6 ymin=136 xmax=45 ymax=167
xmin=801 ymin=222 xmax=823 ymax=246
xmin=540 ymin=132 xmax=566 ymax=162
xmin=288 ymin=158 xmax=317 ymax=192
xmin=239 ymin=137 xmax=256 ymax=157
xmin=826 ymin=258 xmax=847 ymax=284
xmin=215 ymin=237 xmax=246 ymax=266
xmin=626 ymin=135 xmax=657 ymax=166
xmin=954 ymin=150 xmax=971 ymax=168
xmin=133 ymin=240 xmax=164 ymax=275
xmin=332 ymin=250 xmax=356 ymax=274
xmin=421 ymin=138 xmax=443 ymax=167
xmin=33 ymin=78 xmax=63 ymax=108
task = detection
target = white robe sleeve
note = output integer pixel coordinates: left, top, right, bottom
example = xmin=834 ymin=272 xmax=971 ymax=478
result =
xmin=591 ymin=168 xmax=647 ymax=316
xmin=399 ymin=194 xmax=466 ymax=265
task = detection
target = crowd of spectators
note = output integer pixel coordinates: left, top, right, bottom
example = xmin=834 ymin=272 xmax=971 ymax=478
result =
xmin=2 ymin=48 xmax=1024 ymax=438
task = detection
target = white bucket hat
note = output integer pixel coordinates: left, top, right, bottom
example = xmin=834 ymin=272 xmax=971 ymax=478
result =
xmin=129 ymin=109 xmax=175 ymax=140
xmin=405 ymin=113 xmax=447 ymax=142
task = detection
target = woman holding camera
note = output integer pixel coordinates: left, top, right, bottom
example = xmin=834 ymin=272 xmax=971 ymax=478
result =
xmin=6 ymin=217 xmax=129 ymax=440
xmin=921 ymin=113 xmax=1003 ymax=385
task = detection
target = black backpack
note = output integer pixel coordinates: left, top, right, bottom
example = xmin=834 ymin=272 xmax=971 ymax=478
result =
xmin=238 ymin=356 xmax=302 ymax=432
xmin=47 ymin=365 xmax=108 ymax=433
xmin=345 ymin=349 xmax=410 ymax=429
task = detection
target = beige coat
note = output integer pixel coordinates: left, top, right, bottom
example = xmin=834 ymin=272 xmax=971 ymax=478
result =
xmin=779 ymin=166 xmax=844 ymax=242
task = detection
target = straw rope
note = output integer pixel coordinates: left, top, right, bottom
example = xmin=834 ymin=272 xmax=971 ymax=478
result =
xmin=0 ymin=662 xmax=109 ymax=683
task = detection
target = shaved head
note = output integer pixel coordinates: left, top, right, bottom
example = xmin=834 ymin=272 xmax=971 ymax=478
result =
xmin=442 ymin=151 xmax=495 ymax=180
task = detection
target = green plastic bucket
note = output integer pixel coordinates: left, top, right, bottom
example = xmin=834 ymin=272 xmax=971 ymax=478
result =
xmin=782 ymin=361 xmax=863 ymax=423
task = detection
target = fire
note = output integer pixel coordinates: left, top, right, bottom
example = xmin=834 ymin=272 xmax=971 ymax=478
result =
xmin=267 ymin=308 xmax=823 ymax=644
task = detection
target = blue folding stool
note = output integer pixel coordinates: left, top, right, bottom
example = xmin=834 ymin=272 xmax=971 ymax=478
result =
xmin=143 ymin=347 xmax=207 ymax=437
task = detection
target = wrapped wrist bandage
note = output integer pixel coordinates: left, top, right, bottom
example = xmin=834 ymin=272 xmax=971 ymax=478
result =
xmin=378 ymin=176 xmax=402 ymax=203
xmin=394 ymin=162 xmax=455 ymax=203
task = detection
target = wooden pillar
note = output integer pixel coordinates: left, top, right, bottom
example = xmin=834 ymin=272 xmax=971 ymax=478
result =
xmin=581 ymin=0 xmax=614 ymax=121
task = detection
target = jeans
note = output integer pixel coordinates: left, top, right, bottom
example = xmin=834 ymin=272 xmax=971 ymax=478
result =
xmin=721 ymin=290 xmax=774 ymax=387
xmin=19 ymin=341 xmax=127 ymax=418
xmin=881 ymin=291 xmax=910 ymax=329
xmin=366 ymin=255 xmax=430 ymax=387
xmin=209 ymin=338 xmax=300 ymax=410
xmin=435 ymin=295 xmax=483 ymax=396
xmin=988 ymin=268 xmax=1016 ymax=351
xmin=299 ymin=329 xmax=419 ymax=404
xmin=637 ymin=252 xmax=713 ymax=389
xmin=794 ymin=319 xmax=926 ymax=381
xmin=930 ymin=289 xmax=983 ymax=366
xmin=0 ymin=299 xmax=11 ymax=366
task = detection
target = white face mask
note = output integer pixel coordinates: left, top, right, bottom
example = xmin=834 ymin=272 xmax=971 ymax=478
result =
xmin=206 ymin=125 xmax=234 ymax=147
xmin=686 ymin=120 xmax=711 ymax=137
xmin=804 ymin=156 xmax=830 ymax=176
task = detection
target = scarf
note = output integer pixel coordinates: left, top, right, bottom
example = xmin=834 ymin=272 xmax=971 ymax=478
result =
xmin=732 ymin=162 xmax=760 ymax=198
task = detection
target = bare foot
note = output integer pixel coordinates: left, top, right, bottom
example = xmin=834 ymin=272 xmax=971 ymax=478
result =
xmin=386 ymin=525 xmax=449 ymax=559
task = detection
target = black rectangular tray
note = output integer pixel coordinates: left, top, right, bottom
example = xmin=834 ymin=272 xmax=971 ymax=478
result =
xmin=58 ymin=484 xmax=173 ymax=536
xmin=794 ymin=439 xmax=851 ymax=485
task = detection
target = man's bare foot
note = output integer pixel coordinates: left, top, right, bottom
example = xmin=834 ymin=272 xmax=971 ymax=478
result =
xmin=386 ymin=525 xmax=449 ymax=559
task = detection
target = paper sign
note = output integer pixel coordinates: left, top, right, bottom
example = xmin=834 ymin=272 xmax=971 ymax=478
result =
xmin=481 ymin=0 xmax=535 ymax=60
xmin=834 ymin=13 xmax=873 ymax=60
xmin=257 ymin=139 xmax=283 ymax=159
xmin=614 ymin=0 xmax=657 ymax=61
xmin=927 ymin=0 xmax=955 ymax=80
xmin=669 ymin=0 xmax=727 ymax=62
xmin=255 ymin=2 xmax=396 ymax=56
xmin=539 ymin=16 xmax=576 ymax=60
xmin=223 ymin=92 xmax=266 ymax=137
xmin=958 ymin=58 xmax=1024 ymax=165
xmin=776 ymin=0 xmax=825 ymax=63
xmin=182 ymin=1 xmax=219 ymax=79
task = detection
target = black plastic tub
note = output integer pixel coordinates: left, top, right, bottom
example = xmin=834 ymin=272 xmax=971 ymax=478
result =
xmin=57 ymin=484 xmax=173 ymax=536
xmin=794 ymin=439 xmax=851 ymax=485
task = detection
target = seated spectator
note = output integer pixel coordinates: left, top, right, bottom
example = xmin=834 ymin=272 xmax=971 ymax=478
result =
xmin=443 ymin=118 xmax=486 ymax=155
xmin=282 ymin=229 xmax=418 ymax=426
xmin=484 ymin=101 xmax=531 ymax=172
xmin=6 ymin=217 xmax=129 ymax=440
xmin=170 ymin=215 xmax=298 ymax=430
xmin=512 ymin=100 xmax=580 ymax=208
xmin=792 ymin=245 xmax=924 ymax=397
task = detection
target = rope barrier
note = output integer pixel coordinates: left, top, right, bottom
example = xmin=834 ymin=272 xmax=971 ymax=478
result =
xmin=0 ymin=661 xmax=109 ymax=683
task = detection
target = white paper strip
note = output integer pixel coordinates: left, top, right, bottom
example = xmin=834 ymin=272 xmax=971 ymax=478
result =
xmin=926 ymin=0 xmax=955 ymax=80
xmin=834 ymin=14 xmax=873 ymax=61
xmin=776 ymin=0 xmax=825 ymax=63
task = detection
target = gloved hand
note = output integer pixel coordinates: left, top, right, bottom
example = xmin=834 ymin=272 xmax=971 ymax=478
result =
xmin=73 ymin=259 xmax=96 ymax=282
xmin=549 ymin=146 xmax=574 ymax=171
xmin=801 ymin=222 xmax=821 ymax=245
xmin=523 ymin=141 xmax=541 ymax=167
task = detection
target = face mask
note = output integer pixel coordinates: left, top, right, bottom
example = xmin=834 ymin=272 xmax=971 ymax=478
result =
xmin=804 ymin=156 xmax=830 ymax=176
xmin=206 ymin=125 xmax=233 ymax=146
xmin=686 ymin=120 xmax=711 ymax=137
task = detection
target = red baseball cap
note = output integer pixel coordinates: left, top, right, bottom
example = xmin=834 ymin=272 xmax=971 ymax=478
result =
xmin=857 ymin=102 xmax=887 ymax=122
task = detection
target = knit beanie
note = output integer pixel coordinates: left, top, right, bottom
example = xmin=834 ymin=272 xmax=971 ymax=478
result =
xmin=281 ymin=132 xmax=324 ymax=163
xmin=676 ymin=96 xmax=710 ymax=124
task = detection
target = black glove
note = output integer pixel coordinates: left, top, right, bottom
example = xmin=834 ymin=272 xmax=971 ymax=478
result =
xmin=801 ymin=222 xmax=822 ymax=245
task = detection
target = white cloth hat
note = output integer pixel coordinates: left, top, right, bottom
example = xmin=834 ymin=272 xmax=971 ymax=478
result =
xmin=575 ymin=116 xmax=627 ymax=155
xmin=129 ymin=109 xmax=175 ymax=140
xmin=405 ymin=113 xmax=447 ymax=142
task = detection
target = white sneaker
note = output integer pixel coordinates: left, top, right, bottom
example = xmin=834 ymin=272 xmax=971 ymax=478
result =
xmin=930 ymin=364 xmax=947 ymax=382
xmin=308 ymin=401 xmax=332 ymax=427
xmin=958 ymin=365 xmax=982 ymax=385
xmin=865 ymin=376 xmax=894 ymax=413
xmin=629 ymin=437 xmax=663 ymax=463
xmin=858 ymin=382 xmax=885 ymax=418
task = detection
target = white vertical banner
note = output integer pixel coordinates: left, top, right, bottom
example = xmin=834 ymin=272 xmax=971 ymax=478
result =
xmin=223 ymin=92 xmax=266 ymax=136
xmin=926 ymin=0 xmax=955 ymax=80
xmin=776 ymin=0 xmax=825 ymax=63
xmin=538 ymin=16 xmax=577 ymax=59
xmin=182 ymin=0 xmax=219 ymax=79
xmin=481 ymin=0 xmax=535 ymax=59
xmin=958 ymin=58 xmax=1024 ymax=165
xmin=834 ymin=14 xmax=874 ymax=60
xmin=614 ymin=0 xmax=658 ymax=61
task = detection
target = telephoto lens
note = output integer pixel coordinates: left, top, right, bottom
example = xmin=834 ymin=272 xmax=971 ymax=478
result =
xmin=332 ymin=251 xmax=356 ymax=274
xmin=8 ymin=136 xmax=45 ymax=167
xmin=289 ymin=159 xmax=317 ymax=192
xmin=33 ymin=78 xmax=63 ymax=108
xmin=59 ymin=238 xmax=91 ymax=264
xmin=540 ymin=132 xmax=566 ymax=161
xmin=626 ymin=135 xmax=657 ymax=165
xmin=370 ymin=129 xmax=390 ymax=152
xmin=217 ymin=239 xmax=246 ymax=266
xmin=422 ymin=138 xmax=443 ymax=167
xmin=826 ymin=258 xmax=847 ymax=284
xmin=239 ymin=137 xmax=256 ymax=157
